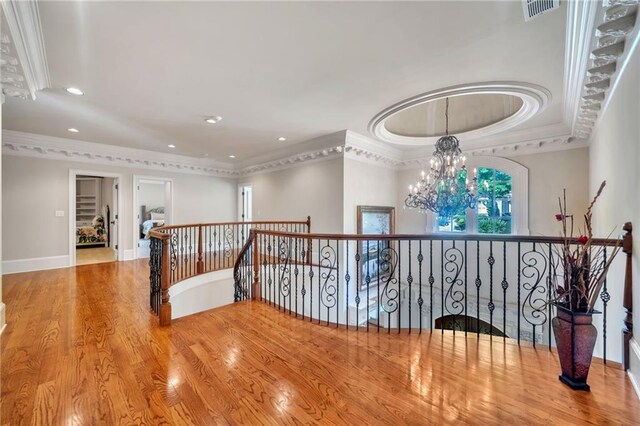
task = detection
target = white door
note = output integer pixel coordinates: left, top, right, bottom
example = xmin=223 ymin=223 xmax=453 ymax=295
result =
xmin=111 ymin=180 xmax=119 ymax=260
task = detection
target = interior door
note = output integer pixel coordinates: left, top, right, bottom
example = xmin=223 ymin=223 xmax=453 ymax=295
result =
xmin=111 ymin=179 xmax=119 ymax=260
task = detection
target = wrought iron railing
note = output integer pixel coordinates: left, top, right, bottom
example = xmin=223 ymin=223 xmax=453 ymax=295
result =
xmin=234 ymin=225 xmax=633 ymax=365
xmin=149 ymin=218 xmax=311 ymax=325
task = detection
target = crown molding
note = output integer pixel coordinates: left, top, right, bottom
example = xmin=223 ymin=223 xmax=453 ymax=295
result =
xmin=238 ymin=145 xmax=345 ymax=176
xmin=395 ymin=136 xmax=587 ymax=169
xmin=2 ymin=130 xmax=238 ymax=177
xmin=564 ymin=0 xmax=639 ymax=139
xmin=1 ymin=125 xmax=591 ymax=179
xmin=0 ymin=0 xmax=51 ymax=100
xmin=563 ymin=0 xmax=600 ymax=133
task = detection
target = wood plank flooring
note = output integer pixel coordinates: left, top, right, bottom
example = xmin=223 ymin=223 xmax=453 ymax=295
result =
xmin=1 ymin=260 xmax=639 ymax=425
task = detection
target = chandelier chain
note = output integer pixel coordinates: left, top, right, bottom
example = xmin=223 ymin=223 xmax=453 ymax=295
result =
xmin=404 ymin=96 xmax=478 ymax=219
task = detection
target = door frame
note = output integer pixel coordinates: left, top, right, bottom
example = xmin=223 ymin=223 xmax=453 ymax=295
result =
xmin=132 ymin=175 xmax=174 ymax=259
xmin=237 ymin=183 xmax=252 ymax=222
xmin=69 ymin=169 xmax=124 ymax=267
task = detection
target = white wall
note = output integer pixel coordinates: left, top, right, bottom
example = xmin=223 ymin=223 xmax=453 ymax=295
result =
xmin=138 ymin=182 xmax=165 ymax=214
xmin=245 ymin=157 xmax=344 ymax=233
xmin=509 ymin=148 xmax=589 ymax=236
xmin=343 ymin=157 xmax=397 ymax=234
xmin=588 ymin=39 xmax=640 ymax=390
xmin=2 ymin=155 xmax=237 ymax=265
xmin=0 ymin=101 xmax=4 ymax=332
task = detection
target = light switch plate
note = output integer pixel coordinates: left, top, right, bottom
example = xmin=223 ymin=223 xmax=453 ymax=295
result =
xmin=55 ymin=210 xmax=65 ymax=217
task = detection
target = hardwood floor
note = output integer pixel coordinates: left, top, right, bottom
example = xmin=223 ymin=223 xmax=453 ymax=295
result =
xmin=1 ymin=260 xmax=639 ymax=425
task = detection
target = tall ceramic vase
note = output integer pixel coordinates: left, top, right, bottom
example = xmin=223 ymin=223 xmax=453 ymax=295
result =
xmin=551 ymin=304 xmax=598 ymax=391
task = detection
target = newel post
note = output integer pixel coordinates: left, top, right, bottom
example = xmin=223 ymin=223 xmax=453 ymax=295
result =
xmin=197 ymin=225 xmax=204 ymax=274
xmin=622 ymin=222 xmax=633 ymax=370
xmin=159 ymin=236 xmax=172 ymax=326
xmin=252 ymin=229 xmax=260 ymax=300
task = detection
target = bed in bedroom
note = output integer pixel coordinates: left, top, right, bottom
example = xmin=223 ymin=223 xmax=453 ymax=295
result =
xmin=140 ymin=205 xmax=165 ymax=239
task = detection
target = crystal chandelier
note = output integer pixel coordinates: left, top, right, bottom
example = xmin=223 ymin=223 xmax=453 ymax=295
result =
xmin=405 ymin=98 xmax=478 ymax=219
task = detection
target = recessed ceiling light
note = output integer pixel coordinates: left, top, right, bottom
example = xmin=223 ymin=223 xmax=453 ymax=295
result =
xmin=65 ymin=87 xmax=84 ymax=96
xmin=277 ymin=137 xmax=287 ymax=141
xmin=168 ymin=144 xmax=176 ymax=148
xmin=205 ymin=116 xmax=223 ymax=124
xmin=228 ymin=155 xmax=236 ymax=159
xmin=67 ymin=128 xmax=79 ymax=133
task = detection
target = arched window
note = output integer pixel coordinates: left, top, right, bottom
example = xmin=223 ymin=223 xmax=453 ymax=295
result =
xmin=430 ymin=156 xmax=529 ymax=235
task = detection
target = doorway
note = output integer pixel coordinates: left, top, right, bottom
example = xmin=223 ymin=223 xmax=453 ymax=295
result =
xmin=238 ymin=184 xmax=253 ymax=222
xmin=133 ymin=176 xmax=173 ymax=259
xmin=69 ymin=170 xmax=124 ymax=266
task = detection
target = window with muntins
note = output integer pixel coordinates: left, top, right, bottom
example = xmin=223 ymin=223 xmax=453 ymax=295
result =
xmin=435 ymin=167 xmax=513 ymax=235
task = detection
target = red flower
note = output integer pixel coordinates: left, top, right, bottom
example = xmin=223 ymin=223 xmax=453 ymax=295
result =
xmin=555 ymin=214 xmax=564 ymax=221
xmin=577 ymin=235 xmax=589 ymax=245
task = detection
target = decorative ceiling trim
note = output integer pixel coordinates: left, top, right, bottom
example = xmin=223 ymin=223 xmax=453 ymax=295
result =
xmin=566 ymin=0 xmax=639 ymax=139
xmin=237 ymin=145 xmax=345 ymax=176
xmin=394 ymin=137 xmax=588 ymax=169
xmin=0 ymin=0 xmax=51 ymax=100
xmin=2 ymin=130 xmax=238 ymax=178
xmin=367 ymin=82 xmax=551 ymax=146
xmin=563 ymin=0 xmax=600 ymax=134
xmin=2 ymin=128 xmax=591 ymax=178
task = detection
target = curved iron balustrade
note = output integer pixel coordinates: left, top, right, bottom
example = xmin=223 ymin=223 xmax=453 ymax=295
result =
xmin=233 ymin=227 xmax=631 ymax=366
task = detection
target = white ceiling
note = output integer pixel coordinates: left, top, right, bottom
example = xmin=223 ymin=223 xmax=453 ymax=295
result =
xmin=2 ymin=1 xmax=568 ymax=163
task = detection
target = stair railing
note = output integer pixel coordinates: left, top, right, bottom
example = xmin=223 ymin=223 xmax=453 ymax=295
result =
xmin=150 ymin=218 xmax=311 ymax=325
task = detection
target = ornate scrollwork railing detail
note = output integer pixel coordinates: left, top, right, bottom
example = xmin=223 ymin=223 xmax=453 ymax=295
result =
xmin=169 ymin=231 xmax=178 ymax=274
xmin=521 ymin=247 xmax=548 ymax=327
xmin=149 ymin=237 xmax=163 ymax=314
xmin=444 ymin=246 xmax=465 ymax=316
xmin=379 ymin=246 xmax=399 ymax=314
xmin=224 ymin=226 xmax=234 ymax=258
xmin=319 ymin=243 xmax=337 ymax=309
xmin=278 ymin=237 xmax=291 ymax=298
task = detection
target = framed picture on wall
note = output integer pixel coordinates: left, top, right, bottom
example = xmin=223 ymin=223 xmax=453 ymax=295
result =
xmin=357 ymin=206 xmax=395 ymax=290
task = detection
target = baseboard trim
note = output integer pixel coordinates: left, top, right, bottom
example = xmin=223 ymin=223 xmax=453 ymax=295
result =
xmin=123 ymin=249 xmax=134 ymax=261
xmin=2 ymin=255 xmax=70 ymax=274
xmin=628 ymin=338 xmax=640 ymax=400
xmin=0 ymin=302 xmax=6 ymax=335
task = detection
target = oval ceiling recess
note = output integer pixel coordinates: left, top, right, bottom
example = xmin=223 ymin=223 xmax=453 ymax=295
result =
xmin=368 ymin=82 xmax=551 ymax=146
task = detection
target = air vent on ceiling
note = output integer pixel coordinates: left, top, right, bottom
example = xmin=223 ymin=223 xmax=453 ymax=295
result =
xmin=523 ymin=0 xmax=560 ymax=22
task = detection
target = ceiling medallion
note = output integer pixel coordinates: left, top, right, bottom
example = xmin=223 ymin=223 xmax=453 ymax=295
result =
xmin=368 ymin=82 xmax=551 ymax=146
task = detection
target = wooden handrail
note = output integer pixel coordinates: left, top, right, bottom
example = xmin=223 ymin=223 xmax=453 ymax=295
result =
xmin=233 ymin=230 xmax=256 ymax=302
xmin=240 ymin=229 xmax=622 ymax=246
xmin=149 ymin=219 xmax=310 ymax=326
xmin=150 ymin=219 xmax=310 ymax=237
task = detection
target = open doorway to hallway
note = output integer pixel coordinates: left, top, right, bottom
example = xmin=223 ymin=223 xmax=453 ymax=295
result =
xmin=134 ymin=176 xmax=173 ymax=259
xmin=71 ymin=172 xmax=122 ymax=266
xmin=238 ymin=184 xmax=252 ymax=222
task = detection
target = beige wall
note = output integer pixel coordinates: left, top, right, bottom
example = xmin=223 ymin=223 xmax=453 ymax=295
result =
xmin=509 ymin=148 xmax=589 ymax=236
xmin=2 ymin=155 xmax=237 ymax=261
xmin=244 ymin=158 xmax=344 ymax=233
xmin=589 ymin=41 xmax=640 ymax=376
xmin=343 ymin=158 xmax=397 ymax=234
